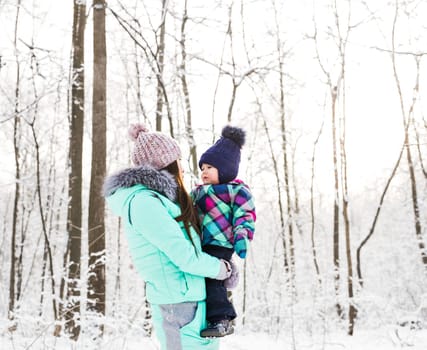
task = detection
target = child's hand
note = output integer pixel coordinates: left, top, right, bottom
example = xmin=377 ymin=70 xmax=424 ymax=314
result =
xmin=224 ymin=259 xmax=239 ymax=289
xmin=216 ymin=259 xmax=232 ymax=280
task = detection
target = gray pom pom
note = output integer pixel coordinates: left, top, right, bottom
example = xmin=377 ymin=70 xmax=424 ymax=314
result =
xmin=221 ymin=125 xmax=246 ymax=147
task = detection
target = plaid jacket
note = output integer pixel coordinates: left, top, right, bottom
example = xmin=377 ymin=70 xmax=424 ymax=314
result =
xmin=191 ymin=179 xmax=256 ymax=258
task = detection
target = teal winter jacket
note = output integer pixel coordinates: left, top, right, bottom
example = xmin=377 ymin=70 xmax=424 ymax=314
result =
xmin=104 ymin=165 xmax=222 ymax=305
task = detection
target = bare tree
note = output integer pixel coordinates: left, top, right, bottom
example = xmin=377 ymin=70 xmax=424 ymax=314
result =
xmin=311 ymin=0 xmax=358 ymax=333
xmin=109 ymin=1 xmax=174 ymax=135
xmin=356 ymin=0 xmax=427 ymax=283
xmin=334 ymin=3 xmax=357 ymax=335
xmin=224 ymin=3 xmax=256 ymax=123
xmin=356 ymin=140 xmax=406 ymax=284
xmin=61 ymin=0 xmax=86 ymax=340
xmin=87 ymin=0 xmax=107 ymax=336
xmin=309 ymin=113 xmax=325 ymax=283
xmin=179 ymin=0 xmax=198 ymax=178
xmin=311 ymin=19 xmax=343 ymax=320
xmin=389 ymin=2 xmax=426 ymax=270
xmin=26 ymin=46 xmax=59 ymax=322
xmin=8 ymin=0 xmax=22 ymax=325
xmin=156 ymin=0 xmax=167 ymax=131
xmin=257 ymin=102 xmax=289 ymax=272
xmin=28 ymin=120 xmax=58 ymax=321
xmin=272 ymin=0 xmax=296 ymax=279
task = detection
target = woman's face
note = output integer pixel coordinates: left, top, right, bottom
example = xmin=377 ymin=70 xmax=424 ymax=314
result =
xmin=200 ymin=163 xmax=219 ymax=185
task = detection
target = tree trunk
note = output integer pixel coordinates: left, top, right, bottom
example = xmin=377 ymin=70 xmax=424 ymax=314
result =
xmin=30 ymin=123 xmax=58 ymax=320
xmin=179 ymin=1 xmax=198 ymax=178
xmin=338 ymin=31 xmax=357 ymax=333
xmin=112 ymin=218 xmax=122 ymax=316
xmin=390 ymin=3 xmax=427 ymax=271
xmin=339 ymin=96 xmax=356 ymax=335
xmin=405 ymin=132 xmax=427 ymax=267
xmin=63 ymin=0 xmax=86 ymax=340
xmin=310 ymin=119 xmax=325 ymax=283
xmin=225 ymin=5 xmax=237 ymax=124
xmin=331 ymin=87 xmax=342 ymax=318
xmin=9 ymin=0 xmax=22 ymax=324
xmin=261 ymin=116 xmax=289 ymax=271
xmin=356 ymin=142 xmax=404 ymax=285
xmin=87 ymin=0 xmax=107 ymax=336
xmin=156 ymin=0 xmax=167 ymax=131
xmin=278 ymin=51 xmax=295 ymax=279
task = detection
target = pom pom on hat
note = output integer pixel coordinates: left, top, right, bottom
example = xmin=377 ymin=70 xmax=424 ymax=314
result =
xmin=128 ymin=123 xmax=149 ymax=140
xmin=129 ymin=123 xmax=181 ymax=170
xmin=221 ymin=125 xmax=246 ymax=148
xmin=199 ymin=125 xmax=246 ymax=183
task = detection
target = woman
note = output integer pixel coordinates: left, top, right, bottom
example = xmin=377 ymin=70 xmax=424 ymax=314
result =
xmin=103 ymin=124 xmax=231 ymax=350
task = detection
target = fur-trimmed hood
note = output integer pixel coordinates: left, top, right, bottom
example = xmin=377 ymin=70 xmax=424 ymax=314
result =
xmin=103 ymin=164 xmax=223 ymax=306
xmin=103 ymin=165 xmax=178 ymax=202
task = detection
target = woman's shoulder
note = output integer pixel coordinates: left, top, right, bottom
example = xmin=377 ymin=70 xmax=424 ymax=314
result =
xmin=133 ymin=187 xmax=177 ymax=208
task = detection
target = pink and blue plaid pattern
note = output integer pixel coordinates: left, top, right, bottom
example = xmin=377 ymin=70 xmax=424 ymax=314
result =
xmin=191 ymin=180 xmax=256 ymax=258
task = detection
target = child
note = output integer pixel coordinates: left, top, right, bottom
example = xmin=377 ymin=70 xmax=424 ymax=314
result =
xmin=191 ymin=125 xmax=256 ymax=338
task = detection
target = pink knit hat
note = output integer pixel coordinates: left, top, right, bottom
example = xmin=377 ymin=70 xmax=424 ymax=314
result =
xmin=129 ymin=124 xmax=181 ymax=169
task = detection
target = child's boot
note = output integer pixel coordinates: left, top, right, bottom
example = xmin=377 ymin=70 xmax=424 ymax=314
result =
xmin=200 ymin=319 xmax=234 ymax=338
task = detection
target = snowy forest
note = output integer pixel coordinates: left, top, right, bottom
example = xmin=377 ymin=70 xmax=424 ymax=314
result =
xmin=0 ymin=0 xmax=427 ymax=349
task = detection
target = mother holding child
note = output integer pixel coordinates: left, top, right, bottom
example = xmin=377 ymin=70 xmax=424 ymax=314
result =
xmin=103 ymin=123 xmax=255 ymax=350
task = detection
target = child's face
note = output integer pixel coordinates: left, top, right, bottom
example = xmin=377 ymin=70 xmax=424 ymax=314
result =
xmin=200 ymin=163 xmax=219 ymax=185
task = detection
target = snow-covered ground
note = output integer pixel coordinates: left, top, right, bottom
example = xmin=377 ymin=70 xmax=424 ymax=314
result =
xmin=2 ymin=325 xmax=426 ymax=349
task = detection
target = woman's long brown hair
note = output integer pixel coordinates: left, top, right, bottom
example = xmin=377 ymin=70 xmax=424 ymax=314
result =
xmin=163 ymin=161 xmax=201 ymax=244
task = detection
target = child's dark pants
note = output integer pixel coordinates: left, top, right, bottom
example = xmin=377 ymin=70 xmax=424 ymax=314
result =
xmin=203 ymin=244 xmax=237 ymax=322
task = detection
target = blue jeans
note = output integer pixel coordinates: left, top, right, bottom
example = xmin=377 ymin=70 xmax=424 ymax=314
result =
xmin=151 ymin=301 xmax=219 ymax=350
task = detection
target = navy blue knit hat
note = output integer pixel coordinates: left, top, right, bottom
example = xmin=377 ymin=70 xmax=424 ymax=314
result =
xmin=199 ymin=125 xmax=246 ymax=183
